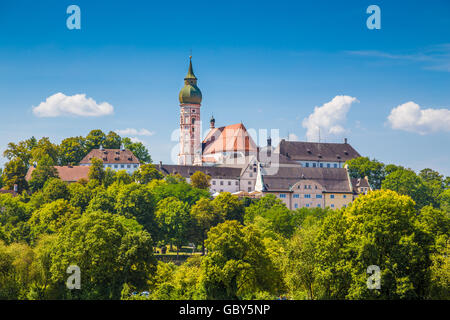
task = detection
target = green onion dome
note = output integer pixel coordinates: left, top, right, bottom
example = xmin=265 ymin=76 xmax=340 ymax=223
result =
xmin=179 ymin=57 xmax=202 ymax=104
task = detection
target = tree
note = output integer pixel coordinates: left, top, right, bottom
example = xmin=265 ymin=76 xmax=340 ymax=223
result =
xmin=68 ymin=182 xmax=92 ymax=212
xmin=49 ymin=210 xmax=156 ymax=299
xmin=315 ymin=190 xmax=431 ymax=299
xmin=190 ymin=198 xmax=223 ymax=255
xmin=155 ymin=197 xmax=191 ymax=255
xmin=41 ymin=178 xmax=69 ymax=203
xmin=29 ymin=155 xmax=59 ymax=192
xmin=0 ymin=168 xmax=3 ymax=189
xmin=85 ymin=129 xmax=106 ymax=152
xmin=115 ymin=170 xmax=133 ymax=185
xmin=0 ymin=193 xmax=31 ymax=244
xmin=103 ymin=167 xmax=116 ymax=188
xmin=284 ymin=225 xmax=320 ymax=299
xmin=58 ymin=136 xmax=86 ymax=165
xmin=2 ymin=158 xmax=28 ymax=193
xmin=122 ymin=137 xmax=152 ymax=163
xmin=31 ymin=137 xmax=58 ymax=164
xmin=382 ymin=168 xmax=433 ymax=209
xmin=88 ymin=158 xmax=105 ymax=183
xmin=132 ymin=164 xmax=163 ymax=184
xmin=114 ymin=183 xmax=158 ymax=238
xmin=3 ymin=137 xmax=37 ymax=168
xmin=419 ymin=168 xmax=445 ymax=207
xmin=345 ymin=157 xmax=385 ymax=189
xmin=211 ymin=192 xmax=245 ymax=223
xmin=201 ymin=221 xmax=282 ymax=299
xmin=190 ymin=171 xmax=211 ymax=190
xmin=104 ymin=131 xmax=121 ymax=149
xmin=29 ymin=199 xmax=81 ymax=241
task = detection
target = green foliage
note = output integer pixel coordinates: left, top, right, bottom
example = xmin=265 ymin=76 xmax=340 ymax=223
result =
xmin=42 ymin=178 xmax=69 ymax=203
xmin=212 ymin=192 xmax=245 ymax=223
xmin=58 ymin=136 xmax=86 ymax=165
xmin=345 ymin=157 xmax=385 ymax=189
xmin=201 ymin=221 xmax=283 ymax=299
xmin=29 ymin=155 xmax=59 ymax=192
xmin=104 ymin=131 xmax=121 ymax=149
xmin=132 ymin=164 xmax=163 ymax=184
xmin=382 ymin=168 xmax=434 ymax=209
xmin=49 ymin=210 xmax=156 ymax=299
xmin=2 ymin=158 xmax=28 ymax=193
xmin=88 ymin=158 xmax=105 ymax=183
xmin=29 ymin=199 xmax=80 ymax=242
xmin=115 ymin=170 xmax=133 ymax=184
xmin=122 ymin=137 xmax=152 ymax=164
xmin=245 ymin=194 xmax=296 ymax=238
xmin=67 ymin=182 xmax=92 ymax=212
xmin=190 ymin=198 xmax=223 ymax=255
xmin=190 ymin=171 xmax=211 ymax=190
xmin=115 ymin=183 xmax=157 ymax=238
xmin=156 ymin=197 xmax=191 ymax=253
xmin=0 ymin=194 xmax=31 ymax=244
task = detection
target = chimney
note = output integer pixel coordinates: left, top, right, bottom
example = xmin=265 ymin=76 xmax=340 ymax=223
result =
xmin=13 ymin=184 xmax=18 ymax=192
xmin=120 ymin=143 xmax=125 ymax=151
xmin=210 ymin=115 xmax=215 ymax=129
xmin=344 ymin=138 xmax=348 ymax=144
xmin=99 ymin=144 xmax=104 ymax=151
xmin=159 ymin=161 xmax=162 ymax=170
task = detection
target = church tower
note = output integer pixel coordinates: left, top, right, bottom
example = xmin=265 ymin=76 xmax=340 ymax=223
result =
xmin=178 ymin=57 xmax=203 ymax=165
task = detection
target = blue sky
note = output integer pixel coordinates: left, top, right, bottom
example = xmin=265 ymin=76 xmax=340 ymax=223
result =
xmin=0 ymin=0 xmax=449 ymax=175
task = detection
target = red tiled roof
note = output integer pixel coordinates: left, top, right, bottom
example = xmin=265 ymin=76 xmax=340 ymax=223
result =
xmin=80 ymin=149 xmax=139 ymax=164
xmin=202 ymin=123 xmax=257 ymax=155
xmin=26 ymin=166 xmax=90 ymax=183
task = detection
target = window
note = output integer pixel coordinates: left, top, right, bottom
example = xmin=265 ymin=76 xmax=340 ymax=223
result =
xmin=114 ymin=165 xmax=118 ymax=168
xmin=313 ymin=163 xmax=317 ymax=167
xmin=316 ymin=194 xmax=322 ymax=199
xmin=220 ymin=189 xmax=223 ymax=192
xmin=134 ymin=164 xmax=138 ymax=168
xmin=228 ymin=181 xmax=231 ymax=186
xmin=192 ymin=118 xmax=195 ymax=124
xmin=327 ymin=163 xmax=330 ymax=168
xmin=305 ymin=162 xmax=309 ymax=167
xmin=280 ymin=194 xmax=286 ymax=198
xmin=317 ymin=204 xmax=321 ymax=207
xmin=212 ymin=181 xmax=216 ymax=185
xmin=331 ymin=204 xmax=335 ymax=208
xmin=235 ymin=181 xmax=238 ymax=185
xmin=248 ymin=181 xmax=251 ymax=185
xmin=220 ymin=181 xmax=223 ymax=185
xmin=249 ymin=173 xmax=253 ymax=177
xmin=305 ymin=194 xmax=311 ymax=198
xmin=294 ymin=203 xmax=298 ymax=208
xmin=253 ymin=167 xmax=257 ymax=172
xmin=127 ymin=164 xmax=131 ymax=168
xmin=319 ymin=163 xmax=323 ymax=168
xmin=306 ymin=204 xmax=310 ymax=207
xmin=343 ymin=195 xmax=347 ymax=198
xmin=330 ymin=194 xmax=335 ymax=199
xmin=248 ymin=187 xmax=251 ymax=192
xmin=334 ymin=163 xmax=338 ymax=168
xmin=293 ymin=194 xmax=299 ymax=198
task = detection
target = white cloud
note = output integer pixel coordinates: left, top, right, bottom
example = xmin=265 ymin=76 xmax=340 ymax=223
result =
xmin=115 ymin=128 xmax=155 ymax=136
xmin=32 ymin=92 xmax=114 ymax=117
xmin=302 ymin=95 xmax=358 ymax=142
xmin=387 ymin=101 xmax=450 ymax=135
xmin=129 ymin=137 xmax=144 ymax=144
